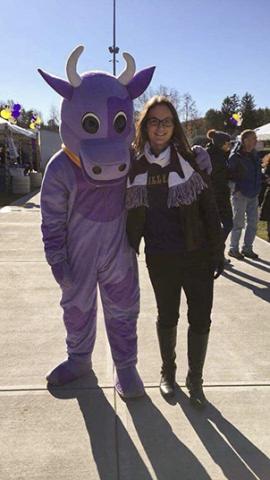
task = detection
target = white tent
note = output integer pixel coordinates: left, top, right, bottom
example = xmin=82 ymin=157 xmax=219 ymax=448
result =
xmin=254 ymin=123 xmax=270 ymax=141
xmin=0 ymin=117 xmax=36 ymax=138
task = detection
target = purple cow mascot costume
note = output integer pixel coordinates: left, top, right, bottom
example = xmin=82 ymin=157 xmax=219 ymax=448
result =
xmin=39 ymin=45 xmax=155 ymax=398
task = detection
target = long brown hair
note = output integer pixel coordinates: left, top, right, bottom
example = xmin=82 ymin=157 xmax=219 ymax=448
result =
xmin=133 ymin=95 xmax=195 ymax=161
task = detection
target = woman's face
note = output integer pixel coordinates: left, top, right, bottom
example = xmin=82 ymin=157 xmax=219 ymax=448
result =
xmin=146 ymin=104 xmax=174 ymax=153
xmin=221 ymin=141 xmax=231 ymax=153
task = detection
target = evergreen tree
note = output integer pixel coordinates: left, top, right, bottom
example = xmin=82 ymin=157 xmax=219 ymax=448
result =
xmin=205 ymin=109 xmax=224 ymax=131
xmin=241 ymin=92 xmax=257 ymax=129
xmin=255 ymin=108 xmax=270 ymax=127
xmin=221 ymin=94 xmax=240 ymax=133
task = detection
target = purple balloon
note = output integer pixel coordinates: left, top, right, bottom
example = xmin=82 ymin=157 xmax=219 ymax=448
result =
xmin=12 ymin=104 xmax=21 ymax=119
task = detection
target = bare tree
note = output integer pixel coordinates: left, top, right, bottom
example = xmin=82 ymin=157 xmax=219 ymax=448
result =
xmin=179 ymin=93 xmax=198 ymax=123
xmin=134 ymin=85 xmax=182 ymax=116
xmin=46 ymin=105 xmax=60 ymax=131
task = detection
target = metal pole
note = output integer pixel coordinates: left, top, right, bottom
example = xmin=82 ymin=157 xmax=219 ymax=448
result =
xmin=112 ymin=0 xmax=116 ymax=75
xmin=108 ymin=0 xmax=119 ymax=75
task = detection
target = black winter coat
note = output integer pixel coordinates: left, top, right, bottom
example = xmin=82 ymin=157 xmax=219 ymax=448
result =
xmin=126 ymin=163 xmax=224 ymax=263
xmin=206 ymin=143 xmax=231 ymax=201
xmin=260 ymin=165 xmax=270 ymax=221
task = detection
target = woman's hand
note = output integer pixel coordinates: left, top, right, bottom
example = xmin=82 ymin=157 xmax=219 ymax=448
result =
xmin=213 ymin=259 xmax=224 ymax=279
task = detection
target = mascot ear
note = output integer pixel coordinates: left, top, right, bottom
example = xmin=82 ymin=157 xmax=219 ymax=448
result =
xmin=38 ymin=69 xmax=74 ymax=100
xmin=126 ymin=66 xmax=155 ymax=100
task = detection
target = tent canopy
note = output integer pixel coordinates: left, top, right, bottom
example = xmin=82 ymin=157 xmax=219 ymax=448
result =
xmin=254 ymin=123 xmax=270 ymax=141
xmin=0 ymin=117 xmax=36 ymax=138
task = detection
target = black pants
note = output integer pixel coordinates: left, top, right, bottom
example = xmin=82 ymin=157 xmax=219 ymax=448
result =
xmin=146 ymin=252 xmax=214 ymax=335
xmin=216 ymin=197 xmax=233 ymax=242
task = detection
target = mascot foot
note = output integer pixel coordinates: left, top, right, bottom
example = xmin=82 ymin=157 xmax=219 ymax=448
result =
xmin=46 ymin=355 xmax=92 ymax=386
xmin=114 ymin=366 xmax=145 ymax=399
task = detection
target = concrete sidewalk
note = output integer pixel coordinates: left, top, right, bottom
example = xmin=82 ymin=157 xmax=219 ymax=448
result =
xmin=0 ymin=191 xmax=269 ymax=479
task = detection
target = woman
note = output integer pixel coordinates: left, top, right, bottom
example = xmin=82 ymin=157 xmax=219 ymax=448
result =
xmin=126 ymin=96 xmax=224 ymax=407
xmin=206 ymin=130 xmax=233 ymax=259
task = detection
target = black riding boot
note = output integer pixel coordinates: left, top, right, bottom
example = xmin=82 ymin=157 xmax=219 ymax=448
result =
xmin=156 ymin=323 xmax=177 ymax=397
xmin=186 ymin=327 xmax=209 ymax=408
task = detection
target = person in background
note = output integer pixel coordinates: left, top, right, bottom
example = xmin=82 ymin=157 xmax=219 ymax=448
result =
xmin=260 ymin=153 xmax=270 ymax=242
xmin=206 ymin=130 xmax=233 ymax=261
xmin=126 ymin=96 xmax=224 ymax=407
xmin=228 ymin=130 xmax=261 ymax=260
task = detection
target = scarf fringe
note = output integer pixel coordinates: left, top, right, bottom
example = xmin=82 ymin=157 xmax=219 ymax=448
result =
xmin=126 ymin=172 xmax=207 ymax=209
xmin=126 ymin=185 xmax=149 ymax=209
xmin=167 ymin=171 xmax=207 ymax=207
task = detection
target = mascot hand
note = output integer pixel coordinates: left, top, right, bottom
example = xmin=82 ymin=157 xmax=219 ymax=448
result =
xmin=192 ymin=145 xmax=212 ymax=175
xmin=213 ymin=259 xmax=224 ymax=280
xmin=51 ymin=261 xmax=73 ymax=288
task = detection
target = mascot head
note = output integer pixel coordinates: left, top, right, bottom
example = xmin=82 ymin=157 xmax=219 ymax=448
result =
xmin=38 ymin=46 xmax=155 ymax=183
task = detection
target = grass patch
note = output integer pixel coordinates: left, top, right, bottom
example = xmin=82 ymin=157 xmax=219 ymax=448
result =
xmin=257 ymin=221 xmax=269 ymax=241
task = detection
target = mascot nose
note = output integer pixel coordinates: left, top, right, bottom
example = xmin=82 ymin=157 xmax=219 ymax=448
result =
xmin=92 ymin=166 xmax=102 ymax=174
xmin=118 ymin=163 xmax=127 ymax=172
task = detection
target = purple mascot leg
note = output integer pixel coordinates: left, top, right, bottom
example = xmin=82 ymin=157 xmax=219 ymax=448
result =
xmin=46 ymin=265 xmax=98 ymax=385
xmin=99 ymin=243 xmax=144 ymax=398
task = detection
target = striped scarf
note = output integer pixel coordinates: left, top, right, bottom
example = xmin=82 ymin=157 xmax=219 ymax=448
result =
xmin=126 ymin=143 xmax=207 ymax=209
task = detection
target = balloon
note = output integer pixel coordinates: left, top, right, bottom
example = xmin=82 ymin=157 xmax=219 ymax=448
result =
xmin=229 ymin=111 xmax=243 ymax=127
xmin=11 ymin=103 xmax=21 ymax=119
xmin=29 ymin=113 xmax=41 ymax=130
xmin=1 ymin=108 xmax=11 ymax=120
xmin=229 ymin=116 xmax=237 ymax=126
xmin=237 ymin=111 xmax=243 ymax=126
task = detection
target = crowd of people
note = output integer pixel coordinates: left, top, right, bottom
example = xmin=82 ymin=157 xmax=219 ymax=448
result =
xmin=206 ymin=128 xmax=270 ymax=255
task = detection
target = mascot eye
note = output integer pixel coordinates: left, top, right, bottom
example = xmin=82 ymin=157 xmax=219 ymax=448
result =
xmin=113 ymin=112 xmax=127 ymax=133
xmin=82 ymin=113 xmax=100 ymax=134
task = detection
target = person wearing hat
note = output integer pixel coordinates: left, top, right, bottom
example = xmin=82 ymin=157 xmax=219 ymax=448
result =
xmin=206 ymin=130 xmax=233 ymax=260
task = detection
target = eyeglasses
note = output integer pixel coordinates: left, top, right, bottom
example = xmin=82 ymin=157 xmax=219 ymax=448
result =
xmin=146 ymin=117 xmax=174 ymax=129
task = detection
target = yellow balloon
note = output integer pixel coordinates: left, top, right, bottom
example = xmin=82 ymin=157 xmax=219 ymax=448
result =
xmin=30 ymin=122 xmax=36 ymax=129
xmin=1 ymin=109 xmax=11 ymax=120
xmin=232 ymin=113 xmax=239 ymax=120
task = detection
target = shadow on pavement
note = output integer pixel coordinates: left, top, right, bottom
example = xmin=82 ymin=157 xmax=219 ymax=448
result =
xmin=223 ymin=265 xmax=269 ymax=286
xmin=243 ymin=258 xmax=270 ymax=274
xmin=23 ymin=202 xmax=40 ymax=209
xmin=222 ymin=269 xmax=270 ymax=303
xmin=176 ymin=387 xmax=270 ymax=480
xmin=126 ymin=394 xmax=211 ymax=479
xmin=47 ymin=371 xmax=152 ymax=480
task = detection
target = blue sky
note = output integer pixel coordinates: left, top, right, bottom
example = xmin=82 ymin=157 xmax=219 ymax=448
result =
xmin=1 ymin=0 xmax=269 ymax=121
